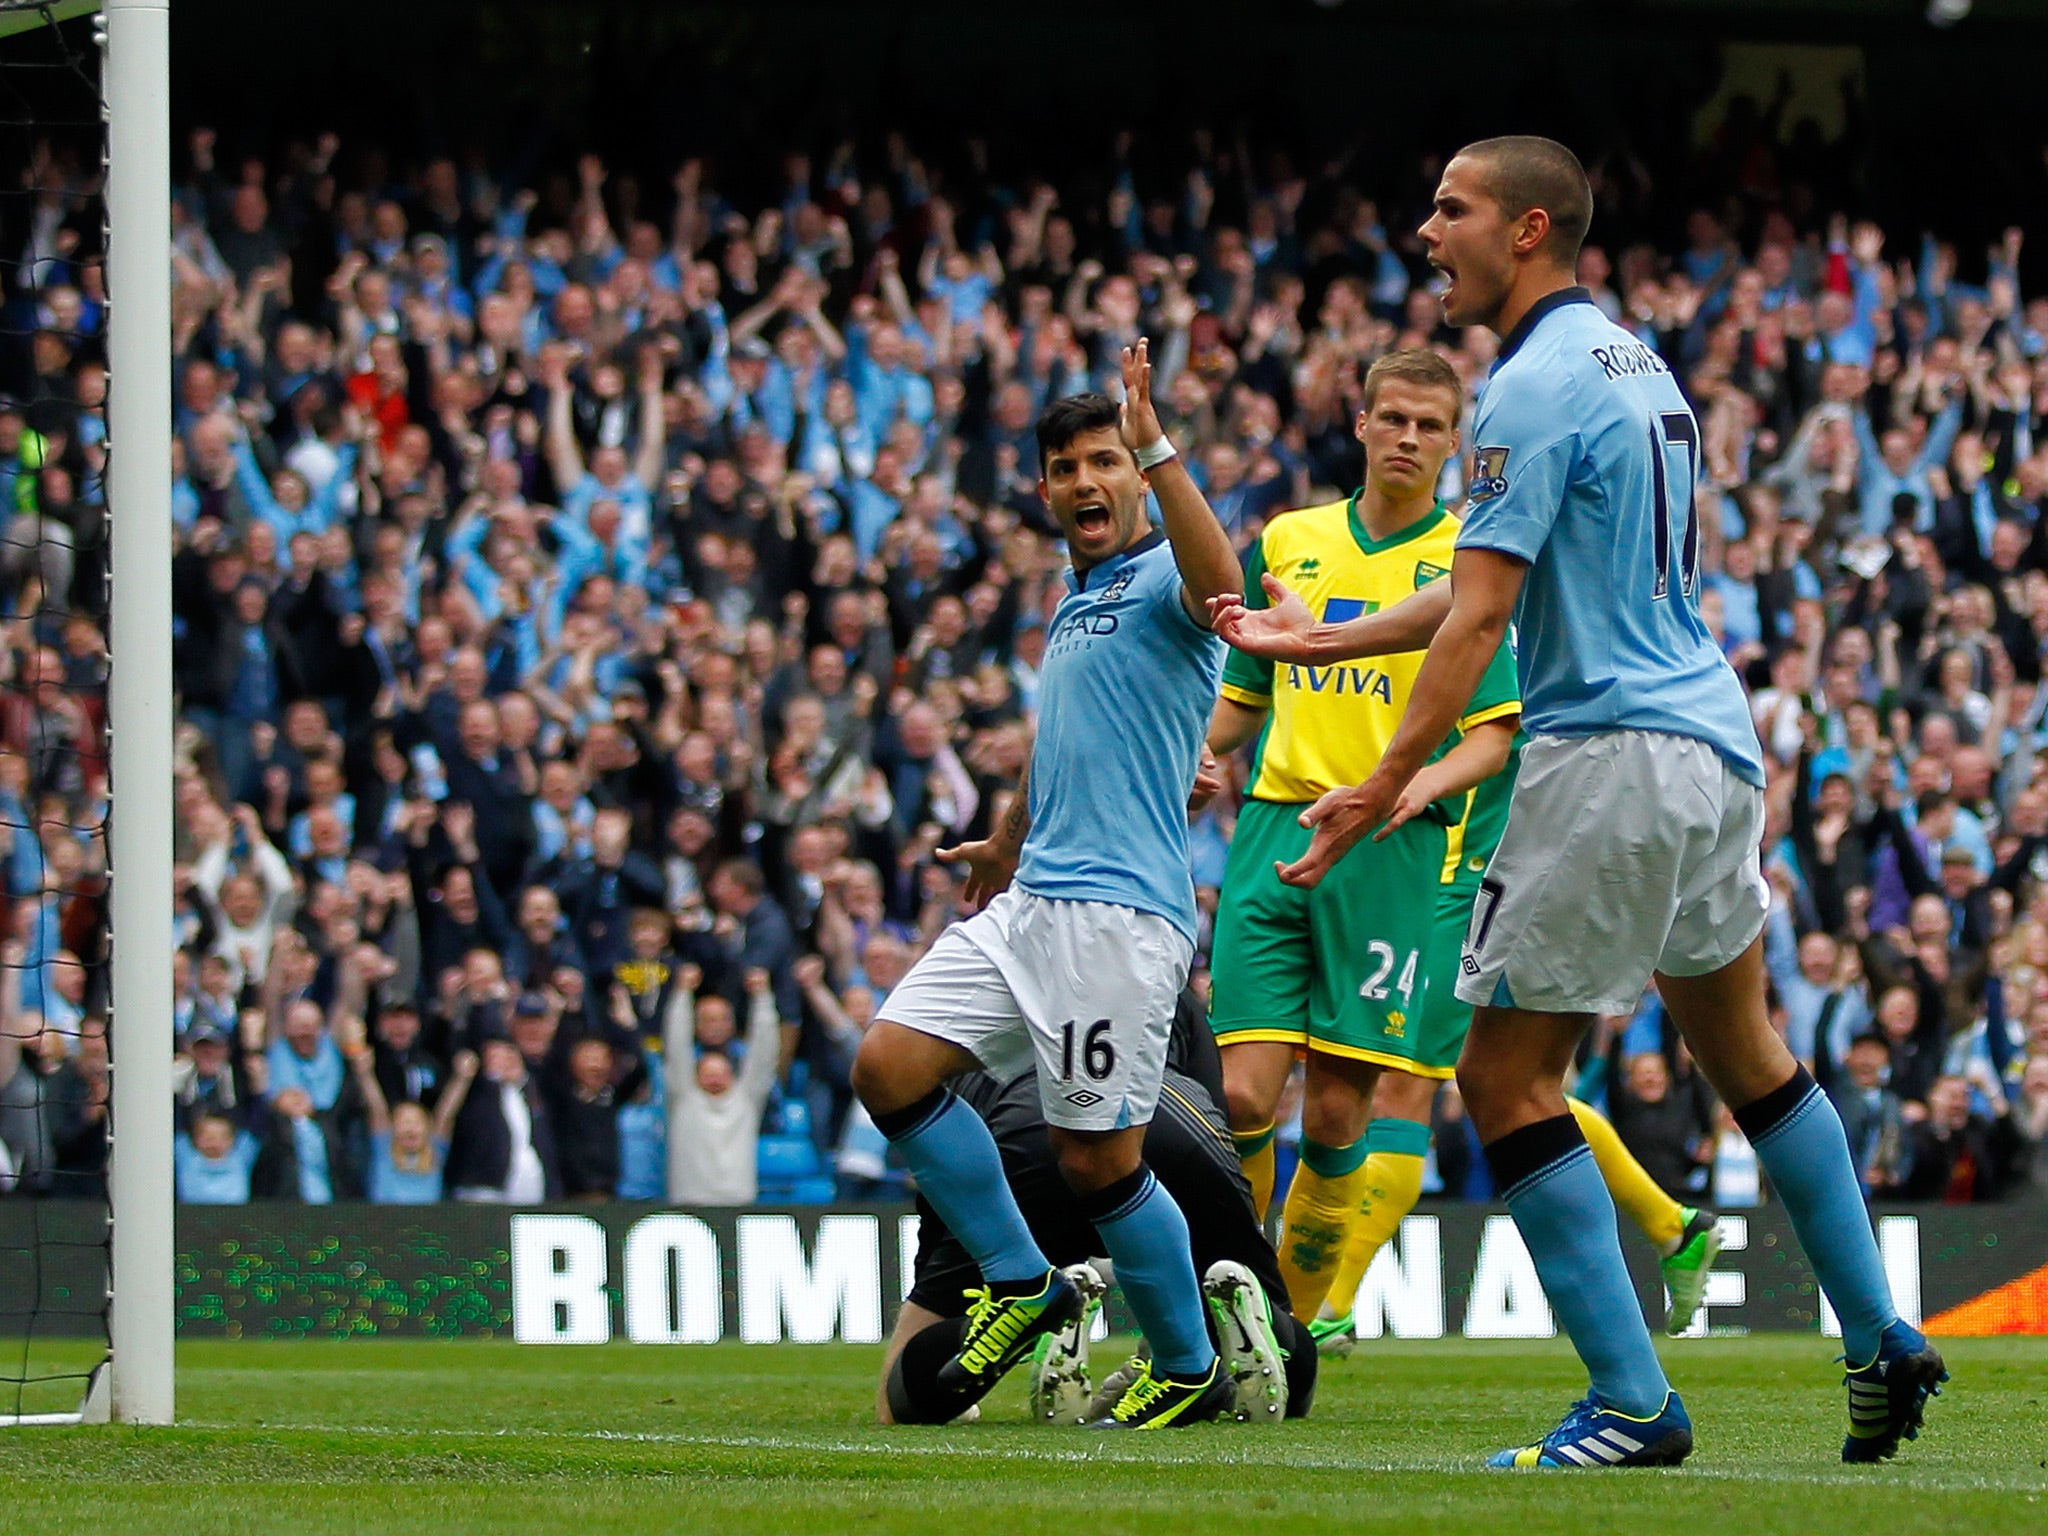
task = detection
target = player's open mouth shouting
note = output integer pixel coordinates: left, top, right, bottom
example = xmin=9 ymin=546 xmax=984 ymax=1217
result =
xmin=1072 ymin=498 xmax=1114 ymax=538
xmin=1428 ymin=258 xmax=1456 ymax=305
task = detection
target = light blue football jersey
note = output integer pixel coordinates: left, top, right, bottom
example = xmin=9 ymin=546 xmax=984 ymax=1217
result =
xmin=1015 ymin=532 xmax=1224 ymax=940
xmin=1456 ymin=288 xmax=1765 ymax=787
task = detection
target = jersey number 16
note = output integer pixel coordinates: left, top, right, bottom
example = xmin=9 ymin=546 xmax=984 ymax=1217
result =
xmin=1059 ymin=1019 xmax=1116 ymax=1082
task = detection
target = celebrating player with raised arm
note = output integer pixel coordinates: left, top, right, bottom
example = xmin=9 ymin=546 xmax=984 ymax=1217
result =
xmin=852 ymin=340 xmax=1245 ymax=1430
xmin=1206 ymin=350 xmax=1719 ymax=1346
xmin=1213 ymin=138 xmax=1941 ymax=1469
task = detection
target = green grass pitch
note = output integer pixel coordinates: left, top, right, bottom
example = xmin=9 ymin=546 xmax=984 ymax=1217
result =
xmin=4 ymin=1336 xmax=2046 ymax=1534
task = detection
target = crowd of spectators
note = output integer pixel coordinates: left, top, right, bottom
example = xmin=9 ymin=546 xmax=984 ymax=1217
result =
xmin=2 ymin=96 xmax=2048 ymax=1210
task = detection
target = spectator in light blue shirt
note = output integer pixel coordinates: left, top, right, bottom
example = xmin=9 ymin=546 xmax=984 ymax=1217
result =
xmin=920 ymin=245 xmax=998 ymax=328
xmin=703 ymin=337 xmax=796 ymax=446
xmin=804 ymin=379 xmax=878 ymax=490
xmin=844 ymin=320 xmax=934 ymax=442
xmin=349 ymin=1034 xmax=475 ymax=1205
xmin=1703 ymin=538 xmax=1765 ymax=652
xmin=543 ymin=343 xmax=665 ymax=551
xmin=274 ymin=1090 xmax=336 ymax=1204
xmin=266 ymin=998 xmax=346 ymax=1111
xmin=615 ymin=1069 xmax=666 ymax=1201
xmin=1855 ymin=397 xmax=1962 ymax=535
xmin=1765 ymin=922 xmax=1870 ymax=1077
xmin=230 ymin=431 xmax=352 ymax=544
xmin=174 ymin=1114 xmax=260 ymax=1204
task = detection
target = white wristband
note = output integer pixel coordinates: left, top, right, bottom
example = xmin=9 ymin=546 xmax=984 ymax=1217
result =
xmin=1134 ymin=435 xmax=1178 ymax=470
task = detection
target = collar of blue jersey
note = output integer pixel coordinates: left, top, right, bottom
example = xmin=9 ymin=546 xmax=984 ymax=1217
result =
xmin=1493 ymin=285 xmax=1595 ymax=367
xmin=1066 ymin=528 xmax=1166 ymax=593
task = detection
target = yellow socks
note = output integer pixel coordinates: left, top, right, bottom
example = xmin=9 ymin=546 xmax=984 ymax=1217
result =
xmin=1233 ymin=1123 xmax=1278 ymax=1222
xmin=1568 ymin=1096 xmax=1686 ymax=1251
xmin=1321 ymin=1117 xmax=1429 ymax=1318
xmin=1277 ymin=1135 xmax=1372 ymax=1319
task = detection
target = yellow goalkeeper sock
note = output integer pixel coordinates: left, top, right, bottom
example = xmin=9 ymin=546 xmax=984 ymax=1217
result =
xmin=1233 ymin=1123 xmax=1278 ymax=1222
xmin=1321 ymin=1117 xmax=1429 ymax=1318
xmin=1568 ymin=1096 xmax=1686 ymax=1251
xmin=1277 ymin=1135 xmax=1371 ymax=1319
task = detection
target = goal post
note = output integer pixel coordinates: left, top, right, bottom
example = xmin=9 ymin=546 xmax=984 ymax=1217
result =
xmin=102 ymin=0 xmax=173 ymax=1426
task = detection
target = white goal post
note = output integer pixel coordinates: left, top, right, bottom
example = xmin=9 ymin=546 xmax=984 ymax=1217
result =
xmin=102 ymin=0 xmax=174 ymax=1426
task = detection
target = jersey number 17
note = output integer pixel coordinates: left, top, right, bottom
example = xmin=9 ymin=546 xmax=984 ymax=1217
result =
xmin=1648 ymin=410 xmax=1700 ymax=601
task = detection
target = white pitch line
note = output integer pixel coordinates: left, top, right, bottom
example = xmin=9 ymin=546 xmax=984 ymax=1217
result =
xmin=162 ymin=1419 xmax=2048 ymax=1491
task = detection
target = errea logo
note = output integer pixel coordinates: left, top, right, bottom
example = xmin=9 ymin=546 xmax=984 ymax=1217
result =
xmin=1297 ymin=557 xmax=1322 ymax=576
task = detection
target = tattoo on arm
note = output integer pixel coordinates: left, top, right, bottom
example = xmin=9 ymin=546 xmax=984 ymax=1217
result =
xmin=1000 ymin=792 xmax=1029 ymax=846
xmin=999 ymin=763 xmax=1031 ymax=850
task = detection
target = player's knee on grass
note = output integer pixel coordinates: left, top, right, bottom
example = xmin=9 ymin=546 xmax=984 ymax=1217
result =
xmin=1270 ymin=1308 xmax=1320 ymax=1419
xmin=1047 ymin=1124 xmax=1145 ymax=1195
xmin=884 ymin=1316 xmax=976 ymax=1425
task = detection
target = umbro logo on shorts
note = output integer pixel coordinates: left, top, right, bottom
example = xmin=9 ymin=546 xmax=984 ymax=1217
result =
xmin=1065 ymin=1089 xmax=1104 ymax=1108
xmin=1461 ymin=956 xmax=1480 ymax=976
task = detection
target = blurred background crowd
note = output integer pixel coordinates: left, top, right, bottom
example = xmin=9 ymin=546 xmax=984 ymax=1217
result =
xmin=3 ymin=3 xmax=2048 ymax=1212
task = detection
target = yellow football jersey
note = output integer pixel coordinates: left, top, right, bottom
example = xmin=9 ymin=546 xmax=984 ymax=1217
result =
xmin=1220 ymin=495 xmax=1520 ymax=804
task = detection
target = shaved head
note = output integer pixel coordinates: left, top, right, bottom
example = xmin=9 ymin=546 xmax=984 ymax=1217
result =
xmin=1457 ymin=136 xmax=1593 ymax=265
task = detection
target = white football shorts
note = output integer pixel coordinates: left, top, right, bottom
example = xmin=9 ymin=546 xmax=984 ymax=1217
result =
xmin=877 ymin=886 xmax=1192 ymax=1131
xmin=1454 ymin=730 xmax=1769 ymax=1017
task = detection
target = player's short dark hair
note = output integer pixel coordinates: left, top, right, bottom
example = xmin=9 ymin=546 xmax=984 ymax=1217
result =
xmin=1036 ymin=392 xmax=1128 ymax=473
xmin=1361 ymin=348 xmax=1463 ymax=422
xmin=1458 ymin=136 xmax=1593 ymax=265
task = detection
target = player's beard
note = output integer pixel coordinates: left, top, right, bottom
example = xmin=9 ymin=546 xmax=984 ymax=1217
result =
xmin=1110 ymin=492 xmax=1147 ymax=549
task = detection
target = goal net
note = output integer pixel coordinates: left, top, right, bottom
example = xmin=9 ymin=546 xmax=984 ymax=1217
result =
xmin=0 ymin=0 xmax=166 ymax=1428
xmin=0 ymin=0 xmax=112 ymax=1426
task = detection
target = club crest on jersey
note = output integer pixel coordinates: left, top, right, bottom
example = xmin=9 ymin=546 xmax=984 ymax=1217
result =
xmin=1414 ymin=560 xmax=1449 ymax=589
xmin=1471 ymin=446 xmax=1511 ymax=502
xmin=1100 ymin=568 xmax=1137 ymax=603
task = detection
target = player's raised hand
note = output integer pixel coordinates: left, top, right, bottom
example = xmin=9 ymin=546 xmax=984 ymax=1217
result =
xmin=1210 ymin=572 xmax=1320 ymax=663
xmin=1118 ymin=337 xmax=1164 ymax=450
xmin=1277 ymin=777 xmax=1396 ymax=889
